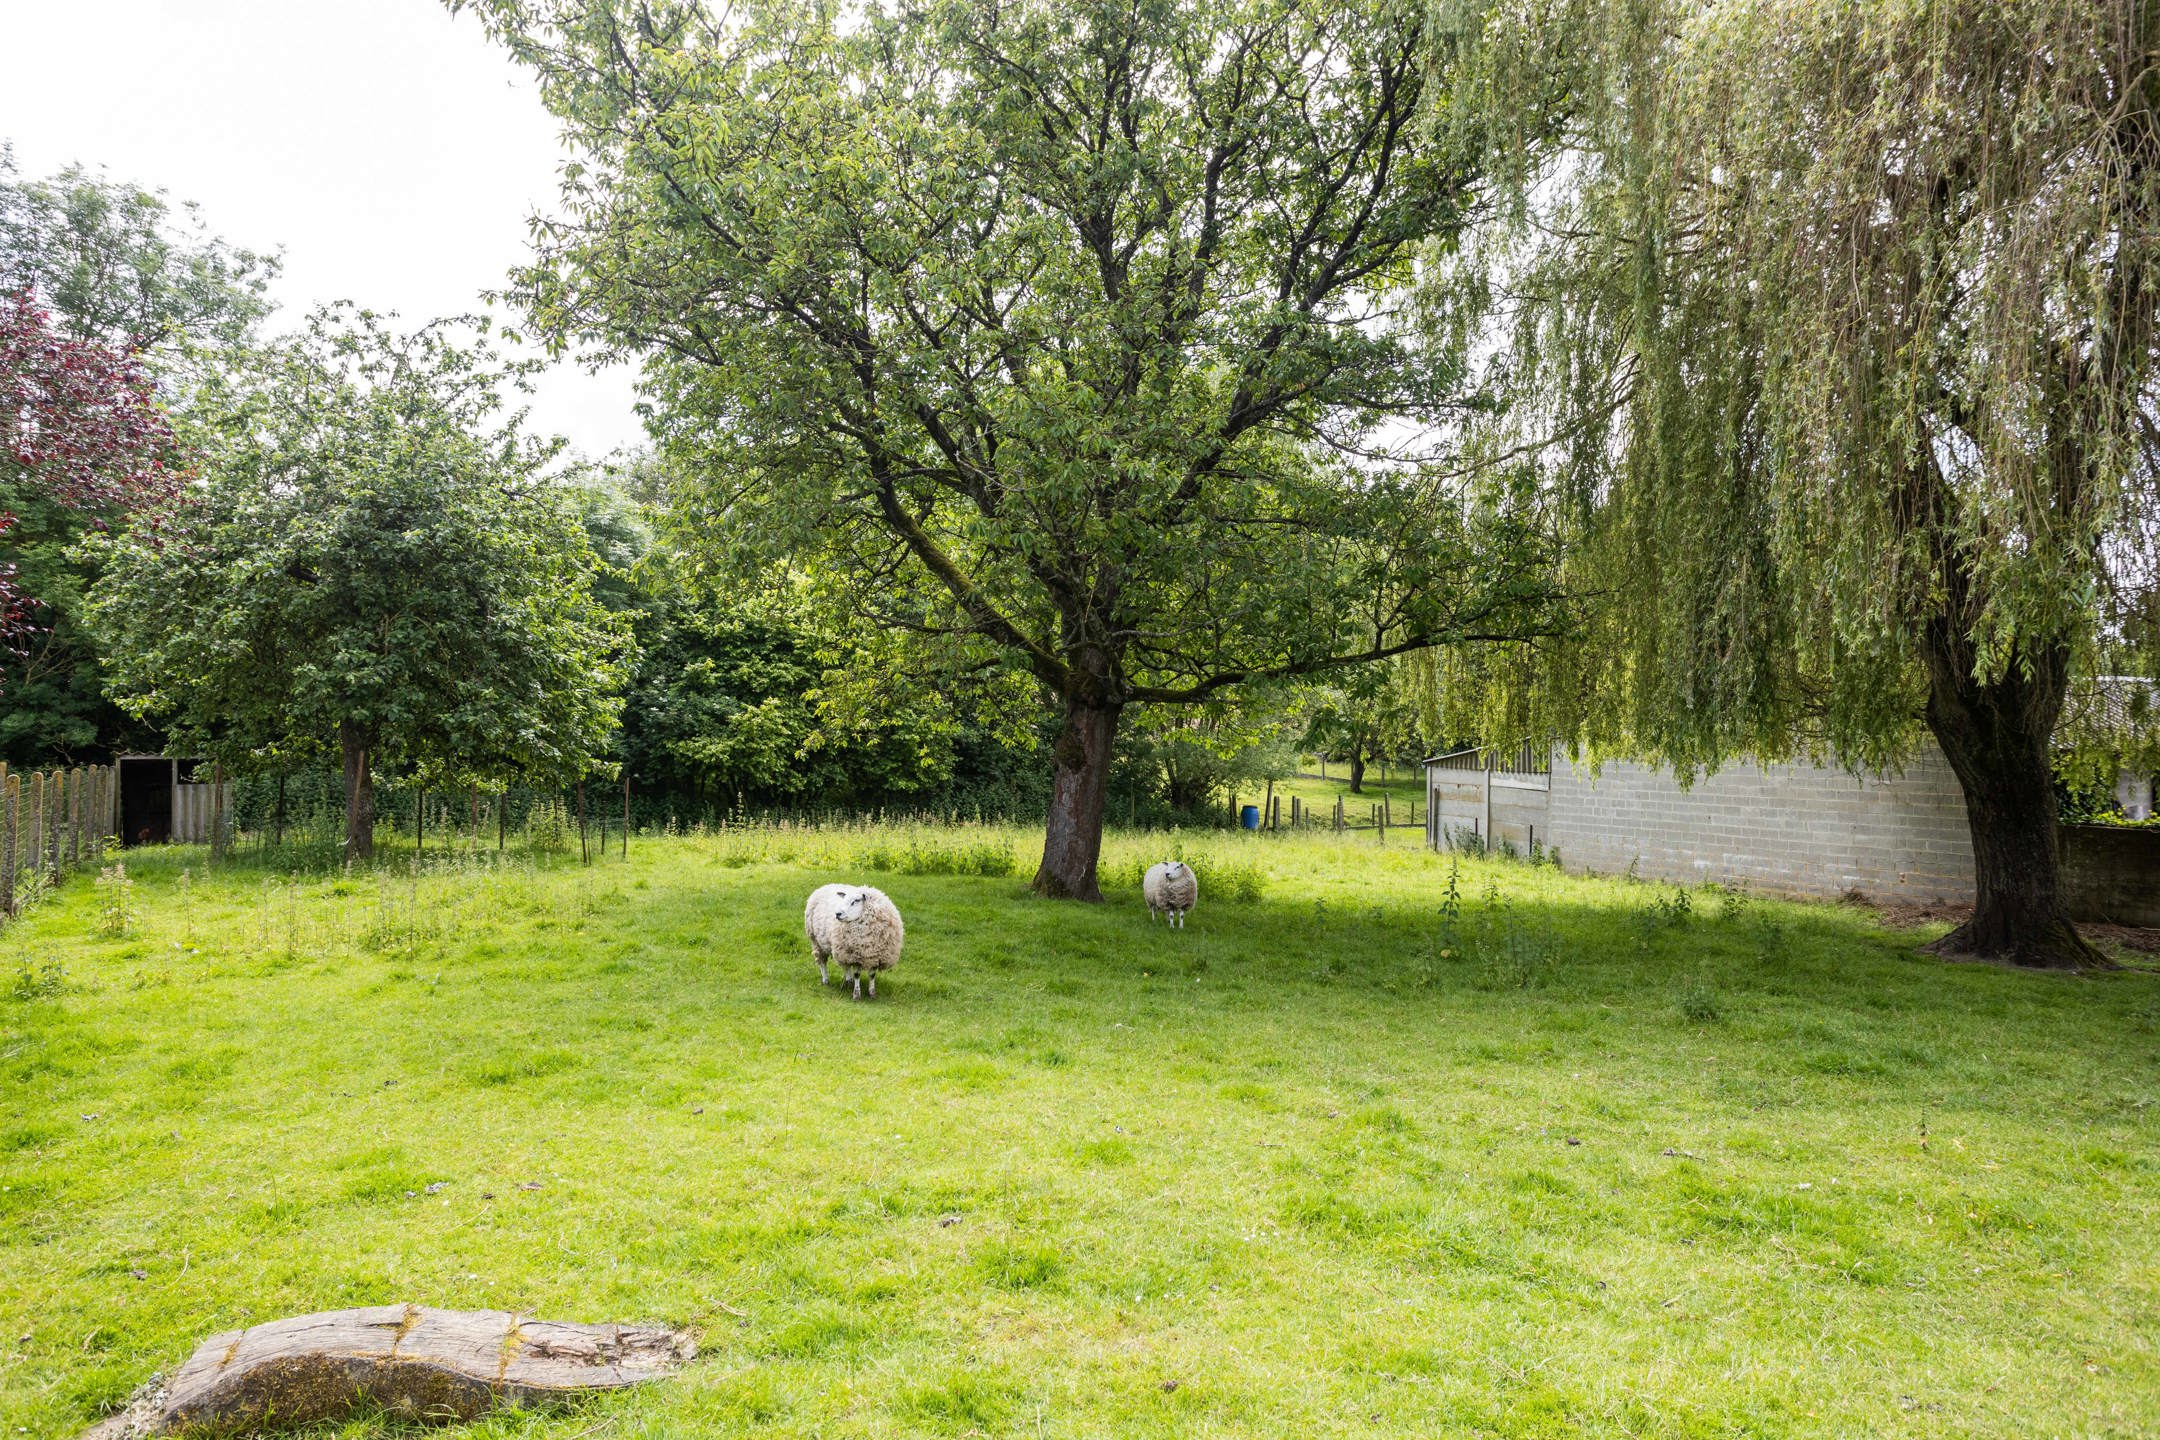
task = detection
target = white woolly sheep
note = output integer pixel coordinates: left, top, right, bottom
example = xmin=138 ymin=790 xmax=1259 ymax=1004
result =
xmin=1143 ymin=861 xmax=1198 ymax=928
xmin=804 ymin=883 xmax=905 ymax=998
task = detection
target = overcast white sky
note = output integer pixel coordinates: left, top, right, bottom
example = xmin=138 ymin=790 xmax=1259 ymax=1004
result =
xmin=0 ymin=0 xmax=647 ymax=460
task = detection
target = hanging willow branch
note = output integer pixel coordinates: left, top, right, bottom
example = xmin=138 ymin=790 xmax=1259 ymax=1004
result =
xmin=1429 ymin=0 xmax=2160 ymax=781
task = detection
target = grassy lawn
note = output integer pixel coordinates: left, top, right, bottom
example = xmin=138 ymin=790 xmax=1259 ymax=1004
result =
xmin=1250 ymin=763 xmax=1425 ymax=821
xmin=4 ymin=824 xmax=2158 ymax=1438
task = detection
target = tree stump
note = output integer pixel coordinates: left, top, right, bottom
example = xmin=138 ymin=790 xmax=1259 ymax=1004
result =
xmin=81 ymin=1305 xmax=694 ymax=1438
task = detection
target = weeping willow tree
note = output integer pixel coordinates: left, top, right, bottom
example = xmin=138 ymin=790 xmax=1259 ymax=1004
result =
xmin=1437 ymin=0 xmax=2160 ymax=966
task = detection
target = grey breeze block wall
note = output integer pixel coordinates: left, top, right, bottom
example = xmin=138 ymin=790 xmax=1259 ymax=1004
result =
xmin=1541 ymin=745 xmax=1978 ymax=904
xmin=2059 ymin=825 xmax=2160 ymax=928
xmin=1427 ymin=773 xmax=1554 ymax=853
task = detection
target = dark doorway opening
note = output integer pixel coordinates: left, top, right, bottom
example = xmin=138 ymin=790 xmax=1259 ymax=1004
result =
xmin=120 ymin=757 xmax=174 ymax=846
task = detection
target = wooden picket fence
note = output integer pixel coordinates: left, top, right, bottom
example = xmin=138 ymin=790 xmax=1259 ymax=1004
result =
xmin=0 ymin=762 xmax=120 ymax=920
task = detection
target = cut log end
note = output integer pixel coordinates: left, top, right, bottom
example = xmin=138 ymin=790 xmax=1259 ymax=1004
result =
xmin=80 ymin=1306 xmax=693 ymax=1439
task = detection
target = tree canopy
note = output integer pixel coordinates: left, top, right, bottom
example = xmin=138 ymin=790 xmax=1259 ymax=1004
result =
xmin=1435 ymin=0 xmax=2160 ymax=965
xmin=0 ymin=144 xmax=279 ymax=365
xmin=0 ymin=149 xmax=279 ymax=763
xmin=87 ymin=306 xmax=628 ymax=861
xmin=0 ymin=288 xmax=176 ymax=716
xmin=454 ymin=0 xmax=1565 ymax=897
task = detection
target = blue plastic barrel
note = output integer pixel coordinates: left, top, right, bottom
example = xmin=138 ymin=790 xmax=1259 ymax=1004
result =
xmin=1239 ymin=804 xmax=1261 ymax=830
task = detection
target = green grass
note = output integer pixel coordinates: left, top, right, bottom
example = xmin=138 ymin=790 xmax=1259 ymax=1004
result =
xmin=3 ymin=824 xmax=2158 ymax=1438
xmin=1247 ymin=761 xmax=1425 ymax=824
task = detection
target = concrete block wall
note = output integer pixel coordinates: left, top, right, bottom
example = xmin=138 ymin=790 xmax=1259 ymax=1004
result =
xmin=1428 ymin=774 xmax=1490 ymax=849
xmin=1541 ymin=745 xmax=1978 ymax=903
xmin=1427 ymin=774 xmax=1554 ymax=852
xmin=2060 ymin=825 xmax=2160 ymax=927
xmin=1488 ymin=782 xmax=1551 ymax=851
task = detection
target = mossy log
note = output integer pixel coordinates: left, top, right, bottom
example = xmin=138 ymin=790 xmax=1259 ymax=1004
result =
xmin=81 ymin=1305 xmax=694 ymax=1438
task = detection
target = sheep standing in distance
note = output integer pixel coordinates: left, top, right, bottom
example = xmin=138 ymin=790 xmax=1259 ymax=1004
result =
xmin=803 ymin=883 xmax=905 ymax=998
xmin=1143 ymin=861 xmax=1198 ymax=929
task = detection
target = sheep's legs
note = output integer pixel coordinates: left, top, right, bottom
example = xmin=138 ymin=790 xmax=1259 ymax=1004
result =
xmin=868 ymin=973 xmax=877 ymax=998
xmin=818 ymin=957 xmax=829 ymax=984
xmin=851 ymin=971 xmax=862 ymax=1000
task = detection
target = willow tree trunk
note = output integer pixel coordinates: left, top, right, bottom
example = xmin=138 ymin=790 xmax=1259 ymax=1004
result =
xmin=341 ymin=721 xmax=375 ymax=865
xmin=1918 ymin=628 xmax=2103 ymax=970
xmin=1034 ymin=698 xmax=1120 ymax=901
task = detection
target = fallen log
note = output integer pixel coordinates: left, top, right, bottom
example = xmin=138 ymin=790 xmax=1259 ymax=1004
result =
xmin=82 ymin=1305 xmax=694 ymax=1438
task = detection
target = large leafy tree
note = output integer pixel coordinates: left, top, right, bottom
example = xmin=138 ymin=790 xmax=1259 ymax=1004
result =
xmin=87 ymin=306 xmax=628 ymax=862
xmin=0 ymin=144 xmax=278 ymax=364
xmin=455 ymin=0 xmax=1564 ymax=898
xmin=0 ymin=148 xmax=277 ymax=763
xmin=1 ymin=289 xmax=177 ymax=706
xmin=1303 ymin=656 xmax=1428 ymax=793
xmin=1448 ymin=0 xmax=2159 ymax=966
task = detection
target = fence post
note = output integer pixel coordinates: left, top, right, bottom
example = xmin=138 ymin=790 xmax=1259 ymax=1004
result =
xmin=622 ymin=776 xmax=630 ymax=859
xmin=209 ymin=762 xmax=226 ymax=862
xmin=1 ymin=770 xmax=16 ymax=917
xmin=37 ymin=770 xmax=54 ymax=882
xmin=577 ymin=780 xmax=589 ymax=865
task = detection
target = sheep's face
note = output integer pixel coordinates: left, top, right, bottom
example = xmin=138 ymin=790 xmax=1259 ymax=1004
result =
xmin=833 ymin=889 xmax=871 ymax=924
xmin=1164 ymin=862 xmax=1189 ymax=880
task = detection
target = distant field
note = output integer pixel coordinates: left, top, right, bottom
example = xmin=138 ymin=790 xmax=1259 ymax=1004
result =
xmin=3 ymin=825 xmax=2157 ymax=1438
xmin=1245 ymin=761 xmax=1424 ymax=820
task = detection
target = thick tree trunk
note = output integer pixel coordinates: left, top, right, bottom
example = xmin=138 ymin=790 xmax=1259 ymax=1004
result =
xmin=1918 ymin=630 xmax=2105 ymax=970
xmin=1347 ymin=737 xmax=1366 ymax=795
xmin=1034 ymin=697 xmax=1120 ymax=901
xmin=341 ymin=721 xmax=374 ymax=865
